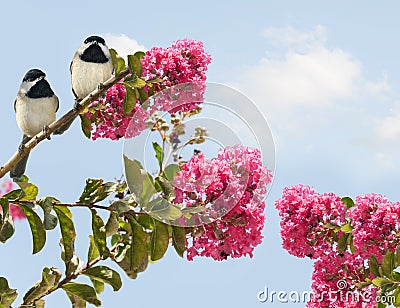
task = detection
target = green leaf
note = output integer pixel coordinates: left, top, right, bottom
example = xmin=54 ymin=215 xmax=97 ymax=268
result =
xmin=382 ymin=251 xmax=395 ymax=279
xmin=340 ymin=223 xmax=353 ymax=234
xmin=376 ymin=302 xmax=386 ymax=308
xmin=0 ymin=277 xmax=18 ymax=307
xmin=109 ymin=48 xmax=118 ymax=72
xmin=369 ymin=255 xmax=380 ymax=277
xmin=43 ymin=214 xmax=58 ymax=230
xmin=123 ymin=85 xmax=137 ymax=114
xmin=348 ymin=233 xmax=356 ymax=253
xmin=16 ymin=182 xmax=39 ymax=201
xmin=155 ymin=176 xmax=175 ymax=201
xmin=105 ymin=212 xmax=119 ymax=237
xmin=147 ymin=198 xmax=182 ymax=221
xmin=34 ymin=299 xmax=45 ymax=308
xmin=65 ymin=291 xmax=86 ymax=308
xmin=88 ymin=235 xmax=100 ymax=263
xmin=127 ymin=55 xmax=142 ymax=77
xmin=372 ymin=277 xmax=393 ymax=288
xmin=138 ymin=87 xmax=149 ymax=104
xmin=82 ymin=266 xmax=122 ymax=291
xmin=53 ymin=206 xmax=75 ymax=264
xmin=134 ymin=51 xmax=146 ymax=61
xmin=19 ymin=204 xmax=46 ymax=254
xmin=341 ymin=197 xmax=354 ymax=209
xmin=91 ymin=210 xmax=109 ymax=259
xmin=23 ymin=267 xmax=61 ymax=304
xmin=64 ymin=255 xmax=80 ymax=277
xmin=150 ymin=219 xmax=170 ymax=261
xmin=0 ymin=198 xmax=14 ymax=243
xmin=2 ymin=189 xmax=22 ymax=200
xmin=163 ymin=164 xmax=180 ymax=182
xmin=337 ymin=233 xmax=349 ymax=254
xmin=78 ymin=179 xmax=118 ymax=204
xmin=152 ymin=142 xmax=164 ymax=171
xmin=79 ymin=114 xmax=92 ymax=139
xmin=146 ymin=76 xmax=164 ymax=84
xmin=141 ymin=173 xmax=156 ymax=206
xmin=172 ymin=226 xmax=186 ymax=258
xmin=62 ymin=283 xmax=101 ymax=307
xmin=123 ymin=155 xmax=143 ymax=199
xmin=37 ymin=197 xmax=58 ymax=230
xmin=181 ymin=205 xmax=208 ymax=215
xmin=115 ymin=55 xmax=126 ymax=77
xmin=110 ymin=201 xmax=131 ymax=215
xmin=396 ymin=245 xmax=400 ymax=267
xmin=128 ymin=217 xmax=148 ymax=271
xmin=90 ymin=279 xmax=104 ymax=294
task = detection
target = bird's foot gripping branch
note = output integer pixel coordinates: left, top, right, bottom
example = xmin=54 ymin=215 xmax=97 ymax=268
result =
xmin=0 ymin=37 xmax=273 ymax=307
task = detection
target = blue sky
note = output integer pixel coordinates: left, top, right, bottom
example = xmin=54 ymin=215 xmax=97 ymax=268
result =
xmin=1 ymin=1 xmax=400 ymax=307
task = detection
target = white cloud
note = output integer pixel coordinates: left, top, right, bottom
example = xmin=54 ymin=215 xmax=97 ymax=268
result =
xmin=234 ymin=25 xmax=391 ymax=113
xmin=103 ymin=34 xmax=146 ymax=60
xmin=233 ymin=25 xmax=391 ymax=113
xmin=240 ymin=47 xmax=362 ymax=109
xmin=376 ymin=106 xmax=400 ymax=141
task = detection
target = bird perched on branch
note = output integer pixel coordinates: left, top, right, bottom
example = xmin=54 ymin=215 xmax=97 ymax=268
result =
xmin=55 ymin=35 xmax=113 ymax=135
xmin=11 ymin=69 xmax=59 ymax=180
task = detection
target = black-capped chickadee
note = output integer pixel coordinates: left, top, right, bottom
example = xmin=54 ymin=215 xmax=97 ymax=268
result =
xmin=55 ymin=35 xmax=113 ymax=135
xmin=10 ymin=69 xmax=59 ymax=180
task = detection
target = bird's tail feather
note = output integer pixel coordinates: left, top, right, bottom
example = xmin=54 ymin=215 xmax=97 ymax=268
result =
xmin=53 ymin=114 xmax=78 ymax=135
xmin=10 ymin=135 xmax=31 ymax=181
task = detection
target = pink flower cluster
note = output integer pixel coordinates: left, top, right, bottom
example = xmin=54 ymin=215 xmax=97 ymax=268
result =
xmin=275 ymin=185 xmax=347 ymax=259
xmin=141 ymin=39 xmax=211 ymax=113
xmin=87 ymin=39 xmax=211 ymax=140
xmin=86 ymin=84 xmax=149 ymax=140
xmin=276 ymin=185 xmax=400 ymax=307
xmin=141 ymin=39 xmax=211 ymax=86
xmin=0 ymin=180 xmax=25 ymax=220
xmin=307 ymin=253 xmax=377 ymax=308
xmin=348 ymin=193 xmax=400 ymax=261
xmin=174 ymin=145 xmax=273 ymax=261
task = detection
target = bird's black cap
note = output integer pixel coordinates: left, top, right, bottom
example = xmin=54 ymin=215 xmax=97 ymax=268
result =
xmin=23 ymin=69 xmax=46 ymax=82
xmin=84 ymin=36 xmax=106 ymax=45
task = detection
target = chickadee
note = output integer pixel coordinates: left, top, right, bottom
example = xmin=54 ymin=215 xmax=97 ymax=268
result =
xmin=10 ymin=69 xmax=59 ymax=180
xmin=55 ymin=35 xmax=113 ymax=135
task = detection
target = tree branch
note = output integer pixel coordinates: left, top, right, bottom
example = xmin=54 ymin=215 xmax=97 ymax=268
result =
xmin=22 ymin=242 xmax=121 ymax=306
xmin=0 ymin=69 xmax=130 ymax=180
xmin=12 ymin=199 xmax=149 ymax=216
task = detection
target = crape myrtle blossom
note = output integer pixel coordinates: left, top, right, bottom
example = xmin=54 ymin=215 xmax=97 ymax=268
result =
xmin=0 ymin=180 xmax=25 ymax=220
xmin=87 ymin=39 xmax=211 ymax=140
xmin=348 ymin=193 xmax=400 ymax=261
xmin=276 ymin=185 xmax=400 ymax=307
xmin=307 ymin=252 xmax=377 ymax=308
xmin=275 ymin=184 xmax=347 ymax=259
xmin=174 ymin=145 xmax=273 ymax=261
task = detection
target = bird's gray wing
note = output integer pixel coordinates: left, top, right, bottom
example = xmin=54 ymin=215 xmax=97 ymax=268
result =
xmin=70 ymin=59 xmax=79 ymax=99
xmin=55 ymin=95 xmax=59 ymax=112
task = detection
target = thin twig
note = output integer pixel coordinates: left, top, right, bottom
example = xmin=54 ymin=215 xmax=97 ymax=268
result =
xmin=22 ymin=242 xmax=121 ymax=306
xmin=12 ymin=199 xmax=150 ymax=217
xmin=0 ymin=69 xmax=130 ymax=179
